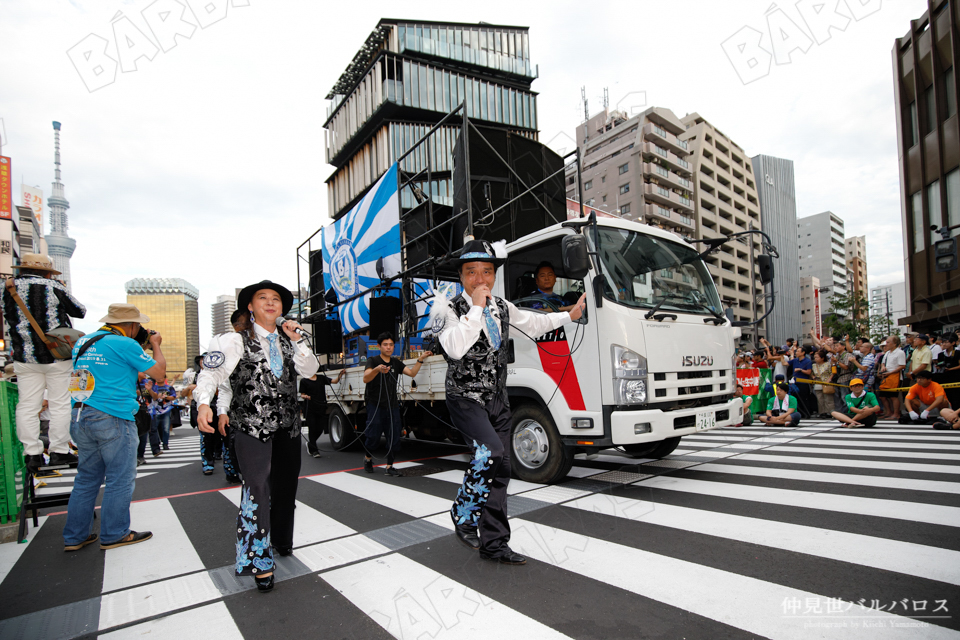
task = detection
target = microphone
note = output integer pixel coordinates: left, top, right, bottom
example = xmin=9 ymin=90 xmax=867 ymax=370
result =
xmin=277 ymin=316 xmax=307 ymax=339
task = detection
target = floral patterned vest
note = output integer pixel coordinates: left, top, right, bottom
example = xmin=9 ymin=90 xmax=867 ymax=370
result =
xmin=229 ymin=330 xmax=300 ymax=441
xmin=443 ymin=296 xmax=510 ymax=405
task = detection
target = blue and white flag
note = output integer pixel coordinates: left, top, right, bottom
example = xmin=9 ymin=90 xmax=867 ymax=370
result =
xmin=322 ymin=164 xmax=401 ymax=334
xmin=413 ymin=279 xmax=463 ymax=336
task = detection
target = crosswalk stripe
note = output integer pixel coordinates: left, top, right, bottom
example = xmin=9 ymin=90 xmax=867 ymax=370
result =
xmin=220 ymin=487 xmax=356 ymax=547
xmin=321 ymin=553 xmax=575 ymax=639
xmin=98 ymin=571 xmax=221 ymax=630
xmin=732 ymin=452 xmax=960 ymax=475
xmin=777 ymin=439 xmax=960 ymax=451
xmin=509 ymin=518 xmax=960 ymax=639
xmin=566 ymin=466 xmax=607 ymax=478
xmin=634 ymin=476 xmax=960 ymax=527
xmin=310 ymin=472 xmax=451 ymax=517
xmin=98 ymin=602 xmax=243 ymax=640
xmin=670 ymin=449 xmax=739 ymax=458
xmin=0 ymin=516 xmax=47 ymax=584
xmin=811 ymin=432 xmax=960 ymax=442
xmin=102 ymin=499 xmax=205 ymax=593
xmin=763 ymin=445 xmax=960 ymax=461
xmin=426 ymin=469 xmax=545 ymax=495
xmin=689 ymin=462 xmax=960 ymax=494
xmin=565 ymin=493 xmax=960 ymax=586
xmin=294 ymin=535 xmax=391 ymax=573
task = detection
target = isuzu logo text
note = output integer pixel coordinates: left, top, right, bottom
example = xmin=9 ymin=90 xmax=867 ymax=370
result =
xmin=682 ymin=356 xmax=714 ymax=367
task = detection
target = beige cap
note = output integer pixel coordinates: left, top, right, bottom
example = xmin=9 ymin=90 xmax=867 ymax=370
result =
xmin=99 ymin=303 xmax=150 ymax=324
xmin=12 ymin=253 xmax=60 ymax=275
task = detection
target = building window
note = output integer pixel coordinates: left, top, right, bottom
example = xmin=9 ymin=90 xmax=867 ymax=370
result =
xmin=945 ymin=68 xmax=957 ymax=118
xmin=602 ymin=195 xmax=607 ymax=203
xmin=620 ymin=202 xmax=631 ymax=215
xmin=619 ymin=163 xmax=629 ymax=175
xmin=619 ymin=184 xmax=630 ymax=195
xmin=660 ymin=268 xmax=672 ymax=278
xmin=911 ymin=190 xmax=924 ymax=253
xmin=928 ymin=180 xmax=942 ymax=245
xmin=924 ymin=84 xmax=937 ymax=134
xmin=909 ymin=101 xmax=919 ymax=147
xmin=947 ymin=168 xmax=960 ymax=228
xmin=584 ymin=180 xmax=592 ymax=190
xmin=601 ymin=176 xmax=606 ymax=183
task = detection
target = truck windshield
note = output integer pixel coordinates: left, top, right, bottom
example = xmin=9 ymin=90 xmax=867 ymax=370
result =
xmin=591 ymin=227 xmax=724 ymax=315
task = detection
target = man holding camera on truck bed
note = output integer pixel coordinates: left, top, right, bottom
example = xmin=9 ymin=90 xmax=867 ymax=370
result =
xmin=437 ymin=239 xmax=586 ymax=566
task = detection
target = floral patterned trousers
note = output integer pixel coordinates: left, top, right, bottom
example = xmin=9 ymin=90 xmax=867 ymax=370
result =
xmin=447 ymin=394 xmax=513 ymax=557
xmin=232 ymin=429 xmax=301 ymax=576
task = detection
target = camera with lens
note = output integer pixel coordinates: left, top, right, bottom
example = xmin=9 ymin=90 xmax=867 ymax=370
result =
xmin=135 ymin=327 xmax=157 ymax=346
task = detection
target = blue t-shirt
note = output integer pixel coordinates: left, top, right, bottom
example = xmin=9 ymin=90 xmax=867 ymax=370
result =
xmin=70 ymin=330 xmax=156 ymax=420
xmin=790 ymin=357 xmax=812 ymax=387
xmin=147 ymin=381 xmax=177 ymax=416
xmin=529 ymin=290 xmax=565 ymax=310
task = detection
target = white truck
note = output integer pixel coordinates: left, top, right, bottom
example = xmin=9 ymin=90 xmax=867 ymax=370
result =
xmin=323 ymin=214 xmax=762 ymax=484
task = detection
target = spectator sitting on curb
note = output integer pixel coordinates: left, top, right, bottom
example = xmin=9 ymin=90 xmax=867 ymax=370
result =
xmin=758 ymin=382 xmax=800 ymax=427
xmin=831 ymin=378 xmax=882 ymax=429
xmin=903 ymin=370 xmax=950 ymax=423
xmin=737 ymin=384 xmax=753 ymax=426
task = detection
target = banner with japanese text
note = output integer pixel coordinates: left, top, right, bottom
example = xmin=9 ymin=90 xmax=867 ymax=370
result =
xmin=0 ymin=157 xmax=11 ymax=220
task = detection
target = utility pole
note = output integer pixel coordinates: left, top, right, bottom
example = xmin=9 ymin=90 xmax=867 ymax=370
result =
xmin=886 ymin=290 xmax=891 ymax=337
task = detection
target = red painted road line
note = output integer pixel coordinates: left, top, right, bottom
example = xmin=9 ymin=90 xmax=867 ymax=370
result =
xmin=42 ymin=452 xmax=458 ymax=516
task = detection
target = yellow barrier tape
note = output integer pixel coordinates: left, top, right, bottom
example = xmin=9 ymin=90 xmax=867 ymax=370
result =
xmin=795 ymin=378 xmax=960 ymax=393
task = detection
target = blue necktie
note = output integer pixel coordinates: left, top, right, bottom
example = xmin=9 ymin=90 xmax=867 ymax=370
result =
xmin=266 ymin=333 xmax=283 ymax=379
xmin=483 ymin=307 xmax=502 ymax=349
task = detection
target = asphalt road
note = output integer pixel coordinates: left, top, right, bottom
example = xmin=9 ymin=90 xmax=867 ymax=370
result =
xmin=0 ymin=418 xmax=957 ymax=640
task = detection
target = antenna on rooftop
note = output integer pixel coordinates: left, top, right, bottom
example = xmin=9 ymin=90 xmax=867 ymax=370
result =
xmin=581 ymin=86 xmax=589 ymax=122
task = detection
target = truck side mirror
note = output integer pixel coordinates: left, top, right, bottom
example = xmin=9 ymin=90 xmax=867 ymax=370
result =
xmin=724 ymin=308 xmax=736 ymax=323
xmin=757 ymin=255 xmax=774 ymax=285
xmin=562 ymin=235 xmax=590 ymax=280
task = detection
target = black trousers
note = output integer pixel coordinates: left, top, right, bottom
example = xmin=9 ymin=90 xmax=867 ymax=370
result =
xmin=201 ymin=429 xmax=239 ymax=477
xmin=232 ymin=429 xmax=301 ymax=576
xmin=304 ymin=403 xmax=326 ymax=453
xmin=447 ymin=394 xmax=512 ymax=557
xmin=364 ymin=405 xmax=402 ymax=465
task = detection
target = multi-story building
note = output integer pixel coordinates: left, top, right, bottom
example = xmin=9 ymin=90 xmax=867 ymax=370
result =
xmin=680 ymin=114 xmax=765 ymax=340
xmin=16 ymin=205 xmax=44 ymax=257
xmin=325 ymin=20 xmax=539 ymax=220
xmin=800 ymin=276 xmax=822 ymax=341
xmin=798 ymin=212 xmax=848 ymax=318
xmin=211 ymin=294 xmax=236 ymax=336
xmin=565 ymin=107 xmax=695 ymax=234
xmin=751 ymin=154 xmax=801 ymax=345
xmin=893 ymin=0 xmax=960 ymax=333
xmin=562 ymin=108 xmax=765 ymax=337
xmin=845 ymin=236 xmax=868 ymax=303
xmin=125 ymin=277 xmax=200 ymax=378
xmin=869 ymin=282 xmax=909 ymax=335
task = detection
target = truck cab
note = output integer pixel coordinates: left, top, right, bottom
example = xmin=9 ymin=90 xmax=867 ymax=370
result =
xmin=498 ymin=216 xmax=743 ymax=482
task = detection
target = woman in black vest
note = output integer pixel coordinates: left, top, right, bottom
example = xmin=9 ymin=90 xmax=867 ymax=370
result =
xmin=194 ymin=281 xmax=318 ymax=592
xmin=437 ymin=240 xmax=586 ymax=565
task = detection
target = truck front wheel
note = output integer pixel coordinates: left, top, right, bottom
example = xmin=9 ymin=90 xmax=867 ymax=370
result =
xmin=622 ymin=436 xmax=681 ymax=459
xmin=510 ymin=404 xmax=573 ymax=484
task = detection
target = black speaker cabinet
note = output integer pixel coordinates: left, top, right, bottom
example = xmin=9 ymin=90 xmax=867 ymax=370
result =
xmin=368 ymin=296 xmax=402 ymax=339
xmin=313 ymin=319 xmax=342 ymax=354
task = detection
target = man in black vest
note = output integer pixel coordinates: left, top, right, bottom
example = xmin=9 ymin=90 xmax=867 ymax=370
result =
xmin=437 ymin=239 xmax=586 ymax=565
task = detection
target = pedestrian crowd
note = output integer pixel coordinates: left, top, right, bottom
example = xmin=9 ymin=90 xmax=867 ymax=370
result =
xmin=734 ymin=329 xmax=960 ymax=430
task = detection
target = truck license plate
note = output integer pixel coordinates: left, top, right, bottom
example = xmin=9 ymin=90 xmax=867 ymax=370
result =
xmin=696 ymin=411 xmax=716 ymax=431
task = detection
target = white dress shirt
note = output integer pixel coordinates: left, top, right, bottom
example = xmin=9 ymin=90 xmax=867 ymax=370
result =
xmin=440 ymin=291 xmax=572 ymax=360
xmin=194 ymin=323 xmax=319 ymax=413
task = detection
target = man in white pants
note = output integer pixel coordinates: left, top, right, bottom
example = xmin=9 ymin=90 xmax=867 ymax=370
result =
xmin=1 ymin=254 xmax=85 ymax=473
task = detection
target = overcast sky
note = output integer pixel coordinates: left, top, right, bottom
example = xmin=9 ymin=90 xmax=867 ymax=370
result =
xmin=1 ymin=0 xmax=922 ymax=347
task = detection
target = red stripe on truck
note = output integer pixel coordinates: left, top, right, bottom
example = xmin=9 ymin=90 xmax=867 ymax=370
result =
xmin=537 ymin=340 xmax=586 ymax=410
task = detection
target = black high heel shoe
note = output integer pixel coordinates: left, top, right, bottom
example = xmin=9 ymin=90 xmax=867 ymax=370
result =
xmin=255 ymin=574 xmax=274 ymax=592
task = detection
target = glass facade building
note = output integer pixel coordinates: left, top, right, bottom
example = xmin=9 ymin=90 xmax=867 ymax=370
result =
xmin=324 ymin=20 xmax=540 ymax=219
xmin=126 ymin=278 xmax=200 ymax=379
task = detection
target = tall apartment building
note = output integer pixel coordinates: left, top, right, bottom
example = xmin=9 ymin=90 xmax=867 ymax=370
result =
xmin=893 ymin=0 xmax=960 ymax=333
xmin=565 ymin=107 xmax=695 ymax=234
xmin=125 ymin=277 xmax=200 ymax=378
xmin=211 ymin=294 xmax=236 ymax=336
xmin=869 ymin=282 xmax=909 ymax=334
xmin=15 ymin=205 xmax=44 ymax=257
xmin=751 ymin=155 xmax=801 ymax=345
xmin=845 ymin=236 xmax=868 ymax=301
xmin=325 ymin=20 xmax=539 ymax=220
xmin=798 ymin=212 xmax=848 ymax=318
xmin=800 ymin=276 xmax=822 ymax=340
xmin=680 ymin=114 xmax=764 ymax=339
xmin=561 ymin=108 xmax=765 ymax=338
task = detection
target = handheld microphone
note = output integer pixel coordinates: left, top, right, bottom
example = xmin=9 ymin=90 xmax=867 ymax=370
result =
xmin=277 ymin=316 xmax=307 ymax=339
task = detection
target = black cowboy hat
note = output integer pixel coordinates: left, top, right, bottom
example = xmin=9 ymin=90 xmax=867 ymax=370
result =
xmin=449 ymin=239 xmax=507 ymax=269
xmin=237 ymin=280 xmax=294 ymax=316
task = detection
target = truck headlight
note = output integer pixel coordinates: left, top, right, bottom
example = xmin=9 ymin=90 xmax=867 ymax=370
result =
xmin=612 ymin=345 xmax=647 ymax=404
xmin=616 ymin=379 xmax=647 ymax=404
